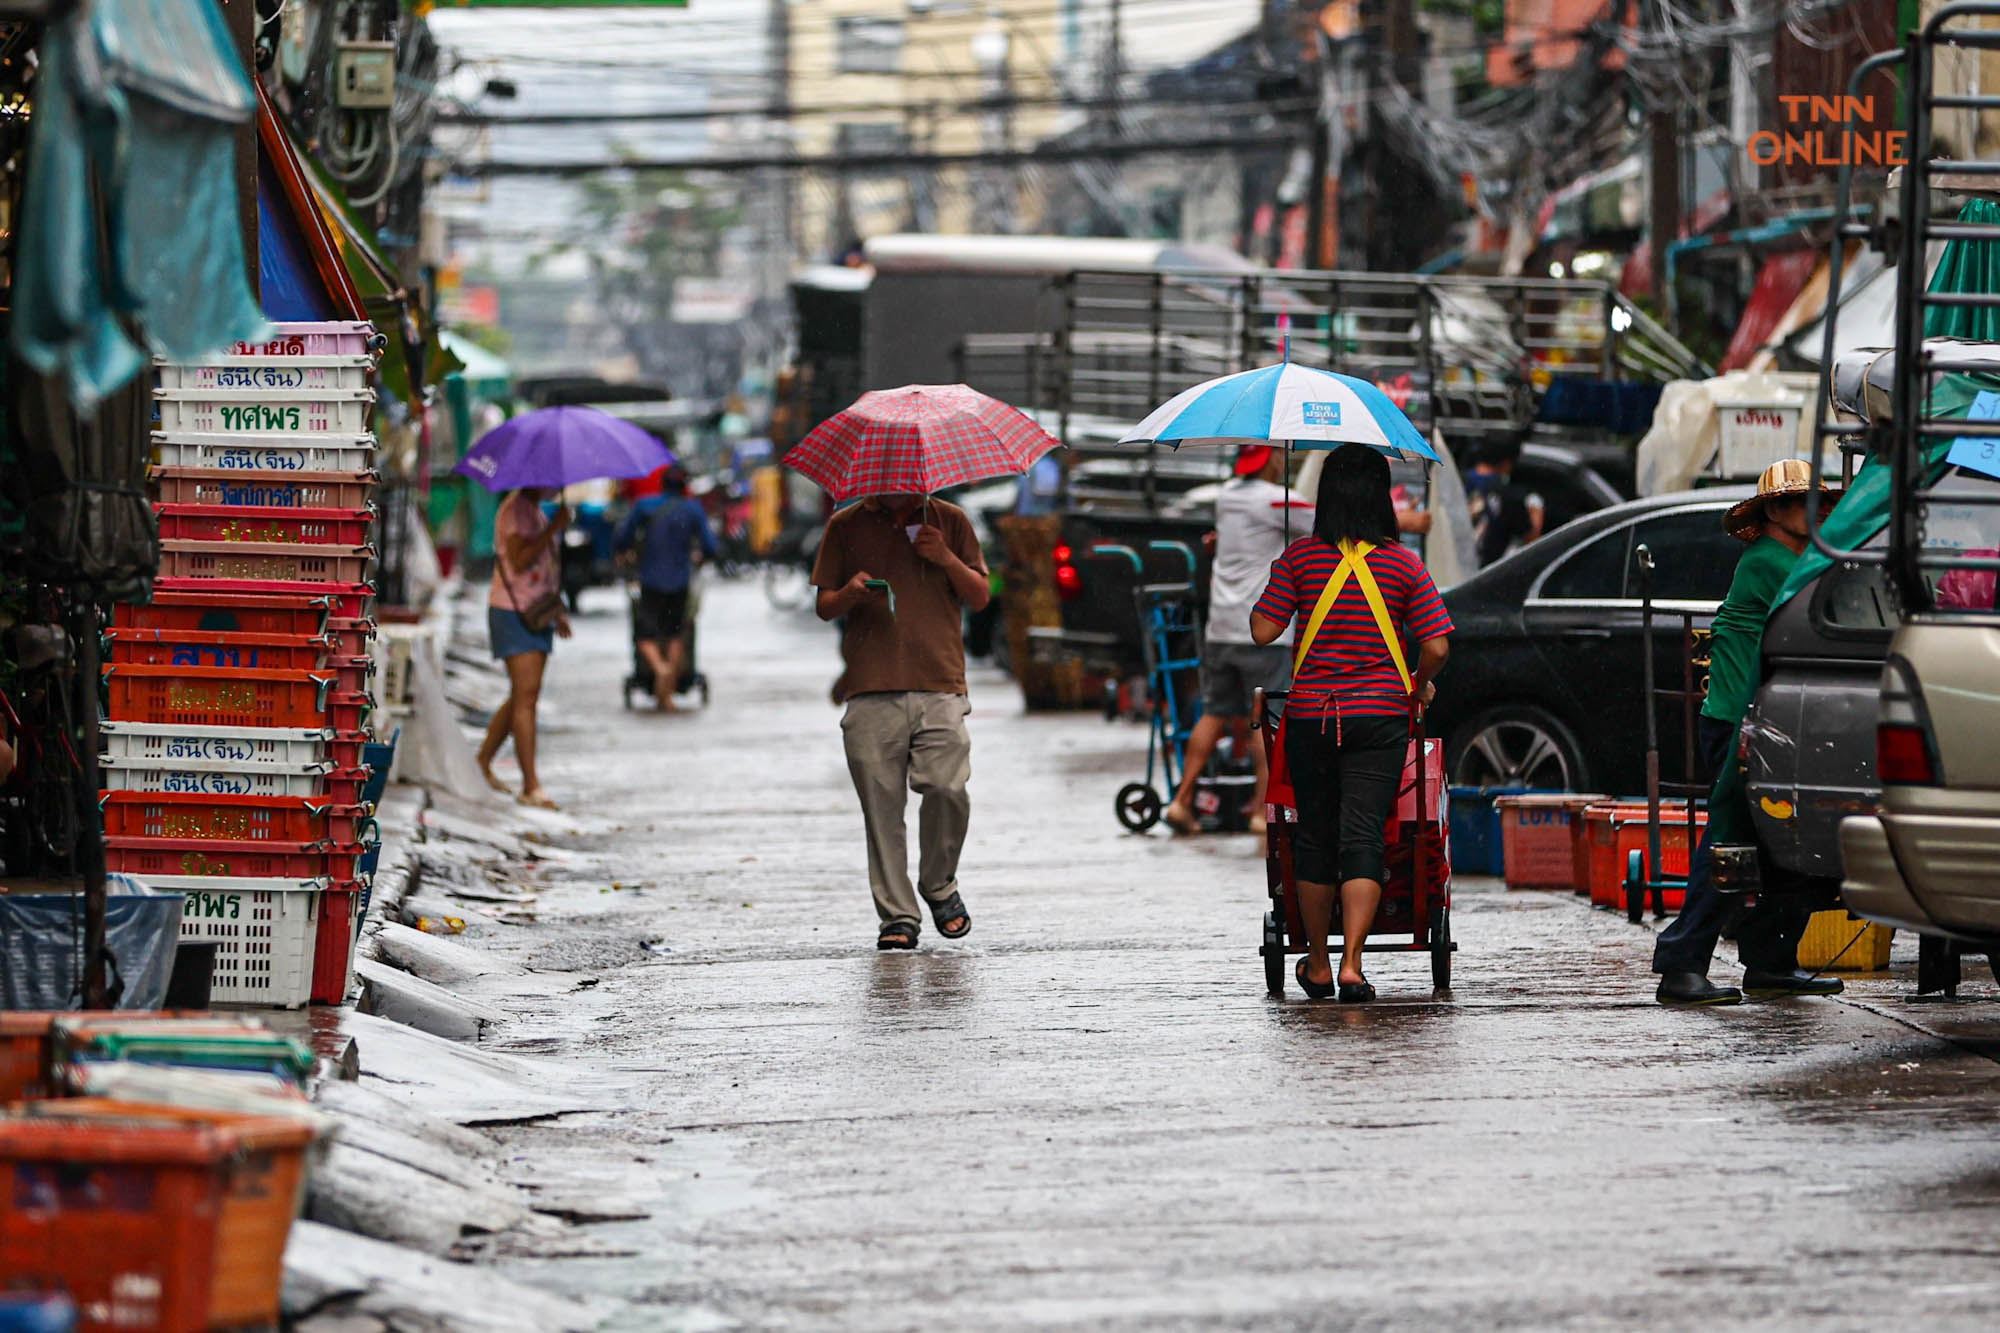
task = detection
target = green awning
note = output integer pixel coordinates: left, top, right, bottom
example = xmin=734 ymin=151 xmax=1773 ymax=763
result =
xmin=440 ymin=330 xmax=512 ymax=390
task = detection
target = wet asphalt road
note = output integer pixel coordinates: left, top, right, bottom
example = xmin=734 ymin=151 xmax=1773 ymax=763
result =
xmin=462 ymin=580 xmax=2000 ymax=1331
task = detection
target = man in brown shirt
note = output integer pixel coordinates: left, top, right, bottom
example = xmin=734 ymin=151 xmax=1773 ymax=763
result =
xmin=813 ymin=494 xmax=990 ymax=948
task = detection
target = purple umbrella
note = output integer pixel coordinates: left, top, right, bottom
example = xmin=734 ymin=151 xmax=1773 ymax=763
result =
xmin=452 ymin=405 xmax=677 ymax=492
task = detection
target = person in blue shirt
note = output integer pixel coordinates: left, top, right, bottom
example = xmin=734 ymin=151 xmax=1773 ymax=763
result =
xmin=613 ymin=466 xmax=719 ymax=711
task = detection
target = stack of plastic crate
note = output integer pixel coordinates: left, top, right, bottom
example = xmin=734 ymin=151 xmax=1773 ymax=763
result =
xmin=100 ymin=322 xmax=384 ymax=1007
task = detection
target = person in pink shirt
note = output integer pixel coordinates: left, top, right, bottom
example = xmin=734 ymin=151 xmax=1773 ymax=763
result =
xmin=479 ymin=487 xmax=572 ymax=808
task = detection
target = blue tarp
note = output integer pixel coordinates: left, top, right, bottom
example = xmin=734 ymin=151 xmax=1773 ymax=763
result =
xmin=11 ymin=0 xmax=268 ymax=407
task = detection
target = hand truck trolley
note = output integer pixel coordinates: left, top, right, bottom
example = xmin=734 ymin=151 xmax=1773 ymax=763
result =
xmin=1623 ymin=543 xmax=1707 ymax=921
xmin=1100 ymin=540 xmax=1204 ymax=831
xmin=1254 ymin=687 xmax=1456 ymax=995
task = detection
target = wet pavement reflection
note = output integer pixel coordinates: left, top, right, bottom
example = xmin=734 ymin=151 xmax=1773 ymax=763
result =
xmin=462 ymin=582 xmax=2000 ymax=1330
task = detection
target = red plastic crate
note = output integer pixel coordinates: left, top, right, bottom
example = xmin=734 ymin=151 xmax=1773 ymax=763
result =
xmin=0 ymin=1014 xmax=55 ymax=1104
xmin=311 ymin=885 xmax=362 ymax=1005
xmin=326 ymin=690 xmax=373 ymax=735
xmin=100 ymin=792 xmax=372 ymax=846
xmin=153 ymin=578 xmax=373 ymax=620
xmin=102 ymin=664 xmax=335 ymax=729
xmin=105 ymin=836 xmax=372 ymax=882
xmin=150 ymin=464 xmax=378 ymax=510
xmin=1582 ymin=802 xmax=1705 ymax=911
xmin=327 ymin=654 xmax=375 ymax=695
xmin=104 ymin=627 xmax=332 ymax=671
xmin=155 ymin=504 xmax=373 ymax=546
xmin=325 ymin=615 xmax=377 ymax=657
xmin=113 ymin=591 xmax=329 ymax=636
xmin=328 ymin=730 xmax=368 ymax=773
xmin=0 ymin=1098 xmax=313 ymax=1332
xmin=1494 ymin=793 xmax=1587 ymax=890
xmin=323 ymin=766 xmax=373 ymax=807
xmin=157 ymin=539 xmax=372 ymax=585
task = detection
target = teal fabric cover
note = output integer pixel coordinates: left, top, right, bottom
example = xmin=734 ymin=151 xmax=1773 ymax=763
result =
xmin=11 ymin=0 xmax=267 ymax=408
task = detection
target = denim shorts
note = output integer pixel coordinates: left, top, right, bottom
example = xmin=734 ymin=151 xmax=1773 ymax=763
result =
xmin=489 ymin=606 xmax=554 ymax=660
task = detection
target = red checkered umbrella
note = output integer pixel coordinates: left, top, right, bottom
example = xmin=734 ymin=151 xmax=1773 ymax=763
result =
xmin=783 ymin=383 xmax=1060 ymax=501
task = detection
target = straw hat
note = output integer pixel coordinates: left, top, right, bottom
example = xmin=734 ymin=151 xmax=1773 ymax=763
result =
xmin=1723 ymin=458 xmax=1841 ymax=541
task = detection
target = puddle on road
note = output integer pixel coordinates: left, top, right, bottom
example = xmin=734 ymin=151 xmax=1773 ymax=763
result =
xmin=499 ymin=1124 xmax=771 ymax=1332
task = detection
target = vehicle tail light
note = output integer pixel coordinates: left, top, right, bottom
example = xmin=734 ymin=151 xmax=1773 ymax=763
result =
xmin=1876 ymin=724 xmax=1938 ymax=785
xmin=1052 ymin=543 xmax=1073 ymax=564
xmin=1054 ymin=561 xmax=1083 ymax=600
xmin=1877 ymin=656 xmax=1942 ymax=786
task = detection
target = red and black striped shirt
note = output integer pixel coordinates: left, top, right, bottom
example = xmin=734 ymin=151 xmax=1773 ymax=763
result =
xmin=1254 ymin=536 xmax=1453 ymax=719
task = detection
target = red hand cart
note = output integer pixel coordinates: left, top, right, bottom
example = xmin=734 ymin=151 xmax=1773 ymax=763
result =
xmin=1254 ymin=687 xmax=1455 ymax=996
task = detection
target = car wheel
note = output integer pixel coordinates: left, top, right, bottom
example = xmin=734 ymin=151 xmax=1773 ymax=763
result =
xmin=1447 ymin=706 xmax=1589 ymax=791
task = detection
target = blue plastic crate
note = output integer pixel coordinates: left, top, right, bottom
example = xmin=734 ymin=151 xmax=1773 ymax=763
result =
xmin=1447 ymin=785 xmax=1530 ymax=875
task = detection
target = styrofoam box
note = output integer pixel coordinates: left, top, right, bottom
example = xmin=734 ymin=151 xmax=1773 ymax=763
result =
xmin=153 ymin=431 xmax=375 ymax=474
xmin=101 ymin=721 xmax=331 ymax=769
xmin=156 ymin=355 xmax=373 ymax=393
xmin=99 ymin=754 xmax=333 ymax=797
xmin=155 ymin=387 xmax=373 ymax=436
xmin=147 ymin=875 xmax=326 ymax=1009
xmin=229 ymin=321 xmax=377 ymax=358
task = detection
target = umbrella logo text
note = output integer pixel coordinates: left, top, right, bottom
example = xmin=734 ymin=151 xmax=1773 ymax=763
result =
xmin=1303 ymin=402 xmax=1342 ymax=427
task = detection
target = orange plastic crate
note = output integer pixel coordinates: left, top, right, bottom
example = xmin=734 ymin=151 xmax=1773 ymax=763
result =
xmin=113 ymin=591 xmax=329 ymax=636
xmin=150 ymin=464 xmax=378 ymax=511
xmin=155 ymin=504 xmax=372 ymax=546
xmin=1495 ymin=793 xmax=1591 ymax=890
xmin=1582 ymin=802 xmax=1705 ymax=910
xmin=0 ymin=1014 xmax=55 ymax=1104
xmin=104 ymin=627 xmax=332 ymax=670
xmin=157 ymin=539 xmax=372 ymax=585
xmin=325 ymin=615 xmax=376 ymax=657
xmin=100 ymin=792 xmax=370 ymax=845
xmin=0 ymin=1098 xmax=312 ymax=1332
xmin=102 ymin=664 xmax=334 ymax=728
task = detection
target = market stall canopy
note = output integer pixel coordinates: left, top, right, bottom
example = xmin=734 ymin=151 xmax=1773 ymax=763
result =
xmin=11 ymin=0 xmax=268 ymax=407
xmin=440 ymin=331 xmax=513 ymax=392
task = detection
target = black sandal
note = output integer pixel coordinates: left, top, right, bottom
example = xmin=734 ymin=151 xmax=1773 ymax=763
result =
xmin=926 ymin=889 xmax=971 ymax=940
xmin=1295 ymin=957 xmax=1339 ymax=1001
xmin=877 ymin=922 xmax=918 ymax=951
xmin=1338 ymin=979 xmax=1377 ymax=1004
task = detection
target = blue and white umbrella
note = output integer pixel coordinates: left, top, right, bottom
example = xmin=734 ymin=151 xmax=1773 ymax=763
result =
xmin=1119 ymin=361 xmax=1439 ymax=462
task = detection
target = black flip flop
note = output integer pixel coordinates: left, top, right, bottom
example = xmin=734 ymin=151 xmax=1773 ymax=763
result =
xmin=877 ymin=922 xmax=918 ymax=951
xmin=1295 ymin=957 xmax=1339 ymax=1001
xmin=1338 ymin=979 xmax=1377 ymax=1004
xmin=926 ymin=889 xmax=971 ymax=940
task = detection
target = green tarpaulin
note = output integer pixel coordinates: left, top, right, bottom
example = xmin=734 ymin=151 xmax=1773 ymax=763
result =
xmin=1923 ymin=198 xmax=2000 ymax=341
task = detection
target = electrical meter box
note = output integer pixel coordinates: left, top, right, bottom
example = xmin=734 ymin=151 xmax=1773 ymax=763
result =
xmin=335 ymin=41 xmax=396 ymax=110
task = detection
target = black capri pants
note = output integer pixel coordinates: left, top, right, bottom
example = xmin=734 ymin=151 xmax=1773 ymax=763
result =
xmin=1284 ymin=712 xmax=1409 ymax=885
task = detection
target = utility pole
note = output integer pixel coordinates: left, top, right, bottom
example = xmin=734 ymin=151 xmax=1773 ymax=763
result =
xmin=768 ymin=0 xmax=793 ymax=263
xmin=1644 ymin=0 xmax=1680 ymax=318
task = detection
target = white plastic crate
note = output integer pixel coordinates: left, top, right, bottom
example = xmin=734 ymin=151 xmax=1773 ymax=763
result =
xmin=101 ymin=721 xmax=331 ymax=769
xmin=156 ymin=355 xmax=373 ymax=393
xmin=153 ymin=431 xmax=376 ymax=474
xmin=228 ymin=321 xmax=378 ymax=358
xmin=147 ymin=875 xmax=325 ymax=1009
xmin=154 ymin=387 xmax=374 ymax=435
xmin=100 ymin=754 xmax=332 ymax=796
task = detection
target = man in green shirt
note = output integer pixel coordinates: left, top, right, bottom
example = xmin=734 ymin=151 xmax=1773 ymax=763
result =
xmin=1655 ymin=460 xmax=1843 ymax=1006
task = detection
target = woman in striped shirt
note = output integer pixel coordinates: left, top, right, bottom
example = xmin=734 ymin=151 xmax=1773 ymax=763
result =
xmin=1251 ymin=443 xmax=1453 ymax=1002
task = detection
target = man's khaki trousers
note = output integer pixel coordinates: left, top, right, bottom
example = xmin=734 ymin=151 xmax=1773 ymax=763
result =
xmin=840 ymin=691 xmax=972 ymax=929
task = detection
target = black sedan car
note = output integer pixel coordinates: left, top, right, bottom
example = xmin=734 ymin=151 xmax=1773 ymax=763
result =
xmin=1426 ymin=487 xmax=1753 ymax=797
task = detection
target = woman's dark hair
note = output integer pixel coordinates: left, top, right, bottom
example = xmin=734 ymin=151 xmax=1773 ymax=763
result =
xmin=1312 ymin=442 xmax=1398 ymax=547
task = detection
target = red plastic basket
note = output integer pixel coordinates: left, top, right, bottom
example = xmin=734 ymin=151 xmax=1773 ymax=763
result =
xmin=157 ymin=539 xmax=373 ymax=585
xmin=326 ymin=690 xmax=372 ymax=735
xmin=113 ymin=591 xmax=329 ymax=636
xmin=153 ymin=577 xmax=373 ymax=620
xmin=322 ymin=766 xmax=374 ymax=808
xmin=311 ymin=885 xmax=362 ymax=1005
xmin=100 ymin=792 xmax=373 ymax=845
xmin=326 ymin=654 xmax=375 ymax=695
xmin=0 ymin=1013 xmax=55 ymax=1104
xmin=0 ymin=1099 xmax=313 ymax=1331
xmin=328 ymin=730 xmax=368 ymax=773
xmin=103 ymin=628 xmax=332 ymax=671
xmin=150 ymin=464 xmax=378 ymax=511
xmin=105 ymin=835 xmax=375 ymax=882
xmin=155 ymin=504 xmax=373 ymax=546
xmin=102 ymin=665 xmax=335 ymax=729
xmin=325 ymin=615 xmax=376 ymax=657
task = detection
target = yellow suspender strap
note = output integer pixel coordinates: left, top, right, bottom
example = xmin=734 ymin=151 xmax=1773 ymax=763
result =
xmin=1290 ymin=539 xmax=1413 ymax=693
